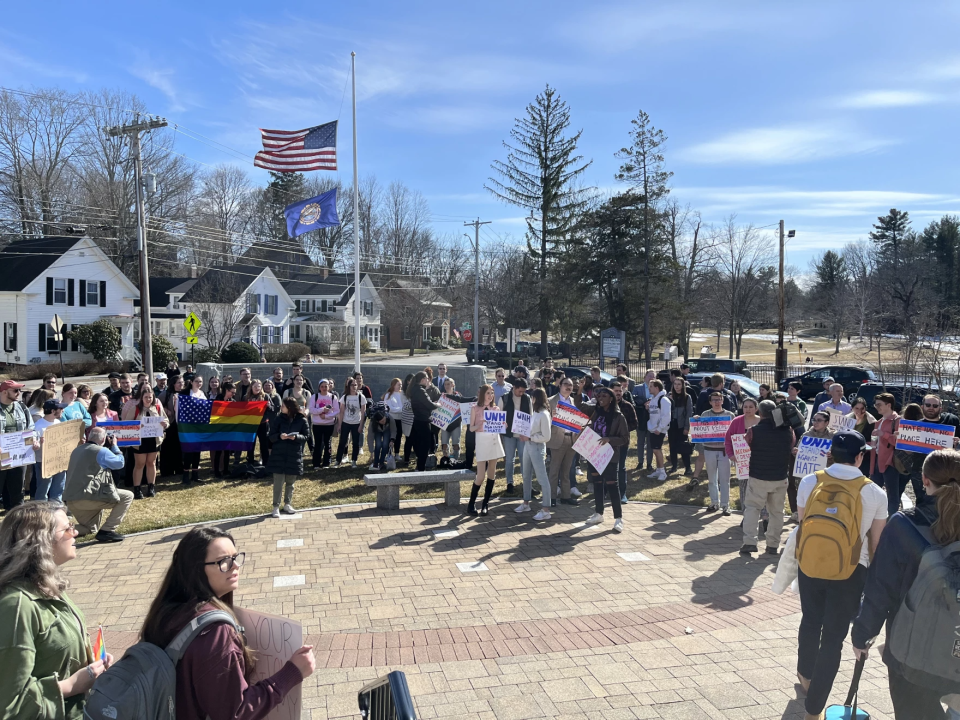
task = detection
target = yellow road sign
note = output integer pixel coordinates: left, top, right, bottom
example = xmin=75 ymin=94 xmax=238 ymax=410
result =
xmin=183 ymin=312 xmax=202 ymax=336
xmin=186 ymin=335 xmax=200 ymax=345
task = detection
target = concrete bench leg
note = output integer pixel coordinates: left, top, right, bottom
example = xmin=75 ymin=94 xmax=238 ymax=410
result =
xmin=444 ymin=482 xmax=461 ymax=508
xmin=376 ymin=485 xmax=400 ymax=511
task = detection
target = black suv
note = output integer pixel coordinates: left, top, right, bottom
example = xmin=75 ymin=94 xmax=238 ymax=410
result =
xmin=465 ymin=344 xmax=495 ymax=363
xmin=779 ymin=366 xmax=877 ymax=399
xmin=684 ymin=358 xmax=751 ymax=378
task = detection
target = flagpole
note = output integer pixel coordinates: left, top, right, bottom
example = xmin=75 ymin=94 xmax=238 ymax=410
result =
xmin=351 ymin=51 xmax=362 ymax=373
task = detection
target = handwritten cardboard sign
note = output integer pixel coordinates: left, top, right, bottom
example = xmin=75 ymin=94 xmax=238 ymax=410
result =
xmin=0 ymin=430 xmax=35 ymax=469
xmin=730 ymin=433 xmax=751 ymax=480
xmin=794 ymin=435 xmax=831 ymax=476
xmin=571 ymin=426 xmax=615 ymax=474
xmin=552 ymin=401 xmax=589 ymax=433
xmin=140 ymin=416 xmax=165 ymax=439
xmin=41 ymin=419 xmax=84 ymax=477
xmin=827 ymin=410 xmax=855 ymax=433
xmin=430 ymin=395 xmax=461 ymax=430
xmin=896 ymin=419 xmax=956 ymax=454
xmin=233 ymin=608 xmax=303 ymax=720
xmin=96 ymin=420 xmax=142 ymax=447
xmin=482 ymin=409 xmax=507 ymax=434
xmin=690 ymin=416 xmax=732 ymax=443
xmin=459 ymin=401 xmax=475 ymax=422
xmin=511 ymin=410 xmax=532 ymax=438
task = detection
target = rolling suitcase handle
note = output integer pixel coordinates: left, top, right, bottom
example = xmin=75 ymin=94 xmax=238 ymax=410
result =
xmin=826 ymin=655 xmax=869 ymax=720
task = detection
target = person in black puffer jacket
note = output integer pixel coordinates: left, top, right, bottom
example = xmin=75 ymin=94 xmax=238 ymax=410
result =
xmin=408 ymin=371 xmax=439 ymax=471
xmin=852 ymin=449 xmax=960 ymax=719
xmin=266 ymin=397 xmax=308 ymax=518
xmin=742 ymin=400 xmax=794 ymax=555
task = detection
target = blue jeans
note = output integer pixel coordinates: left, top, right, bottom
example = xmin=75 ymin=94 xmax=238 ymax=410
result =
xmin=373 ymin=427 xmax=390 ymax=466
xmin=502 ymin=435 xmax=526 ymax=487
xmin=36 ymin=471 xmax=66 ymax=502
xmin=871 ymin=464 xmax=907 ymax=516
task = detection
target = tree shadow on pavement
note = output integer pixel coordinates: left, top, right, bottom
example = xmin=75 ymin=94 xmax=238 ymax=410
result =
xmin=645 ymin=502 xmax=718 ymax=540
xmin=689 ymin=552 xmax=778 ymax=609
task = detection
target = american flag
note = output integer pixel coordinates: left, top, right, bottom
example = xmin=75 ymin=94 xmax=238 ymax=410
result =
xmin=177 ymin=394 xmax=213 ymax=424
xmin=253 ymin=121 xmax=338 ymax=172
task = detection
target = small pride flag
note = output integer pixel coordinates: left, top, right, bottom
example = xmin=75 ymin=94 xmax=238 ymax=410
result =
xmin=177 ymin=396 xmax=267 ymax=452
xmin=92 ymin=625 xmax=106 ymax=661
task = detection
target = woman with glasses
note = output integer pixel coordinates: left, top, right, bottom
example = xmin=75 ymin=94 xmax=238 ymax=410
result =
xmin=75 ymin=384 xmax=93 ymax=409
xmin=788 ymin=411 xmax=836 ymax=522
xmin=0 ymin=502 xmax=114 ymax=719
xmin=871 ymin=392 xmax=904 ymax=517
xmin=140 ymin=526 xmax=314 ymax=719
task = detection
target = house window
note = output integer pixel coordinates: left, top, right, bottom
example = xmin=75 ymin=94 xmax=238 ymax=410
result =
xmin=246 ymin=293 xmax=260 ymax=314
xmin=290 ymin=324 xmax=301 ymax=341
xmin=171 ymin=295 xmax=181 ymax=310
xmin=267 ymin=295 xmax=278 ymax=315
xmin=402 ymin=325 xmax=411 ymax=341
xmin=53 ymin=278 xmax=67 ymax=304
xmin=362 ymin=301 xmax=373 ymax=316
xmin=152 ymin=321 xmax=162 ymax=336
xmin=86 ymin=281 xmax=99 ymax=306
xmin=170 ymin=322 xmax=179 ymax=337
xmin=46 ymin=325 xmax=66 ymax=353
xmin=3 ymin=323 xmax=16 ymax=352
xmin=422 ymin=326 xmax=431 ymax=341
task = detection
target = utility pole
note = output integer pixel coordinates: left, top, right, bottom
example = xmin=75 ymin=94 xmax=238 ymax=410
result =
xmin=104 ymin=115 xmax=167 ymax=378
xmin=776 ymin=220 xmax=786 ymax=383
xmin=464 ymin=218 xmax=490 ymax=366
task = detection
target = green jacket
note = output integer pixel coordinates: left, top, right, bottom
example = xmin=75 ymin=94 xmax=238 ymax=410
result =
xmin=0 ymin=582 xmax=92 ymax=720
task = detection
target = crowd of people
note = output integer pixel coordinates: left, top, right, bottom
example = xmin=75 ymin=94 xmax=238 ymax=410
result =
xmin=1 ymin=357 xmax=959 ymax=718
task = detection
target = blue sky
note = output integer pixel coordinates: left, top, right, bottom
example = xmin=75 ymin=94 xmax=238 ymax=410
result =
xmin=4 ymin=1 xmax=960 ymax=269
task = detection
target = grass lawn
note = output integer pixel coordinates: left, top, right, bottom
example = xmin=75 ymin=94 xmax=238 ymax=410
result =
xmin=81 ymin=434 xmax=742 ymax=537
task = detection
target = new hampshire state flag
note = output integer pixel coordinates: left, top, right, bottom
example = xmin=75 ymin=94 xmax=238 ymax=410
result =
xmin=283 ymin=188 xmax=340 ymax=238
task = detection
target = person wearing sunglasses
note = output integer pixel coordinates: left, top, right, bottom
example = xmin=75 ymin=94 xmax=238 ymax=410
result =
xmin=141 ymin=526 xmax=314 ymax=720
xmin=0 ymin=380 xmax=39 ymax=511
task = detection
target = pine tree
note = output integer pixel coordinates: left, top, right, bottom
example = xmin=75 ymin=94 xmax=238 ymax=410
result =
xmin=615 ymin=110 xmax=673 ymax=364
xmin=921 ymin=215 xmax=960 ymax=313
xmin=869 ymin=208 xmax=911 ymax=270
xmin=486 ymin=85 xmax=592 ymax=359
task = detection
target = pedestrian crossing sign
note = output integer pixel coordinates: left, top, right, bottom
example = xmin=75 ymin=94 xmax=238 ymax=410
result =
xmin=184 ymin=312 xmax=201 ymax=336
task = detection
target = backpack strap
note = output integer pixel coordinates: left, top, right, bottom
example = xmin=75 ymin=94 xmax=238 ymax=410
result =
xmin=165 ymin=610 xmax=239 ymax=665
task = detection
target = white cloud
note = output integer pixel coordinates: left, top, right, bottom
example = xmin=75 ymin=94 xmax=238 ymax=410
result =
xmin=129 ymin=67 xmax=186 ymax=112
xmin=0 ymin=44 xmax=87 ymax=83
xmin=839 ymin=89 xmax=942 ymax=108
xmin=678 ymin=124 xmax=893 ymax=165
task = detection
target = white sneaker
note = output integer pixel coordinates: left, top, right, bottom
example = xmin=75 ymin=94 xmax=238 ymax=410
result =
xmin=281 ymin=503 xmax=296 ymax=514
xmin=570 ymin=487 xmax=582 ymax=497
xmin=533 ymin=509 xmax=551 ymax=521
xmin=514 ymin=502 xmax=531 ymax=513
xmin=585 ymin=513 xmax=604 ymax=525
xmin=647 ymin=467 xmax=660 ymax=477
xmin=271 ymin=506 xmax=281 ymax=518
xmin=613 ymin=518 xmax=623 ymax=533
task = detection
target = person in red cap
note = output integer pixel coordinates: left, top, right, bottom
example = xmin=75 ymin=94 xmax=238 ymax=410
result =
xmin=0 ymin=380 xmax=39 ymax=510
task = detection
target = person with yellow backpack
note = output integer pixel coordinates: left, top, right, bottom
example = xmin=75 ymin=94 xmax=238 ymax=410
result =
xmin=794 ymin=430 xmax=887 ymax=720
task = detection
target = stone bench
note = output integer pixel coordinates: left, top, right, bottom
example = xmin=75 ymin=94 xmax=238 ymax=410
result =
xmin=363 ymin=469 xmax=475 ymax=511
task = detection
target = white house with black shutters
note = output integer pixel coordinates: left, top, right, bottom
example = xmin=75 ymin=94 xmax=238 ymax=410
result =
xmin=0 ymin=236 xmax=139 ymax=365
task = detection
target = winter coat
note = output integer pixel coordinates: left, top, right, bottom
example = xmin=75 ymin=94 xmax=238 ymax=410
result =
xmin=670 ymin=393 xmax=694 ymax=433
xmin=409 ymin=383 xmax=439 ymax=422
xmin=745 ymin=418 xmax=794 ymax=481
xmin=266 ymin=413 xmax=308 ymax=476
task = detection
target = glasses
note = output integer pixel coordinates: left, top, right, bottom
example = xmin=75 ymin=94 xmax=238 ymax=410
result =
xmin=710 ymin=398 xmax=723 ymax=403
xmin=813 ymin=417 xmax=827 ymax=423
xmin=924 ymin=403 xmax=941 ymax=408
xmin=8 ymin=389 xmax=21 ymax=394
xmin=57 ymin=523 xmax=77 ymax=537
xmin=204 ymin=553 xmax=245 ymax=573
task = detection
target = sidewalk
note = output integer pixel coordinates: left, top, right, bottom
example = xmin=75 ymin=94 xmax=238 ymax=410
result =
xmin=64 ymin=500 xmax=895 ymax=719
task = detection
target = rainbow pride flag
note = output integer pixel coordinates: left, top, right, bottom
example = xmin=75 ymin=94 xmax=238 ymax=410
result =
xmin=92 ymin=626 xmax=106 ymax=661
xmin=177 ymin=396 xmax=267 ymax=452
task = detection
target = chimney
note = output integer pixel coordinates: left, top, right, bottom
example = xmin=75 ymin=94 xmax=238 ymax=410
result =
xmin=189 ymin=264 xmax=198 ymax=279
xmin=321 ymin=266 xmax=329 ymax=280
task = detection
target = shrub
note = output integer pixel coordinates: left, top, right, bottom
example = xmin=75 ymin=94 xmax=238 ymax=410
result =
xmin=261 ymin=343 xmax=311 ymax=363
xmin=221 ymin=342 xmax=262 ymax=364
xmin=192 ymin=346 xmax=221 ymax=363
xmin=151 ymin=335 xmax=178 ymax=369
xmin=360 ymin=339 xmax=373 ymax=354
xmin=68 ymin=320 xmax=121 ymax=361
xmin=428 ymin=337 xmax=443 ymax=351
xmin=309 ymin=339 xmax=330 ymax=356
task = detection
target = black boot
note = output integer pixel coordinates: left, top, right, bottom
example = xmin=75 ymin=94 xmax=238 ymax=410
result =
xmin=480 ymin=478 xmax=495 ymax=516
xmin=133 ymin=486 xmax=143 ymax=500
xmin=467 ymin=483 xmax=481 ymax=516
xmin=182 ymin=472 xmax=191 ymax=486
xmin=191 ymin=469 xmax=200 ymax=484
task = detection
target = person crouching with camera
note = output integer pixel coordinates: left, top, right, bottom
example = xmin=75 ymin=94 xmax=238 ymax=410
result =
xmin=62 ymin=426 xmax=133 ymax=543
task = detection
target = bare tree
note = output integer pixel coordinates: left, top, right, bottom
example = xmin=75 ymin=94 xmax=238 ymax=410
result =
xmin=300 ymin=176 xmax=354 ymax=270
xmin=662 ymin=199 xmax=714 ymax=357
xmin=381 ymin=280 xmax=447 ymax=355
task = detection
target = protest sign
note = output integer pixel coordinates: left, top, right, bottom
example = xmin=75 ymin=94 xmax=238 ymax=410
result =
xmin=827 ymin=410 xmax=855 ymax=433
xmin=0 ymin=430 xmax=35 ymax=469
xmin=96 ymin=420 xmax=141 ymax=447
xmin=41 ymin=419 xmax=84 ymax=477
xmin=793 ymin=435 xmax=831 ymax=476
xmin=430 ymin=396 xmax=461 ymax=430
xmin=511 ymin=410 xmax=532 ymax=437
xmin=571 ymin=426 xmax=615 ymax=474
xmin=730 ymin=433 xmax=751 ymax=479
xmin=690 ymin=416 xmax=732 ymax=443
xmin=482 ymin=409 xmax=507 ymax=434
xmin=234 ymin=608 xmax=302 ymax=720
xmin=139 ymin=416 xmax=165 ymax=439
xmin=896 ymin=419 xmax=956 ymax=454
xmin=552 ymin=401 xmax=589 ymax=433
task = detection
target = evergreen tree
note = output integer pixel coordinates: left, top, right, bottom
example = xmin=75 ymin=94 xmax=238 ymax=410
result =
xmin=615 ymin=110 xmax=673 ymax=364
xmin=921 ymin=215 xmax=960 ymax=314
xmin=486 ymin=85 xmax=592 ymax=359
xmin=869 ymin=208 xmax=911 ymax=269
xmin=812 ymin=250 xmax=849 ymax=353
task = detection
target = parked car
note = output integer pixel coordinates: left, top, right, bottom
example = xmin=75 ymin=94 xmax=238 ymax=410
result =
xmin=685 ymin=372 xmax=762 ymax=401
xmin=558 ymin=366 xmax=616 ymax=385
xmin=683 ymin=358 xmax=751 ymax=378
xmin=465 ymin=344 xmax=496 ymax=363
xmin=847 ymin=382 xmax=957 ymax=412
xmin=779 ymin=365 xmax=877 ymax=399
